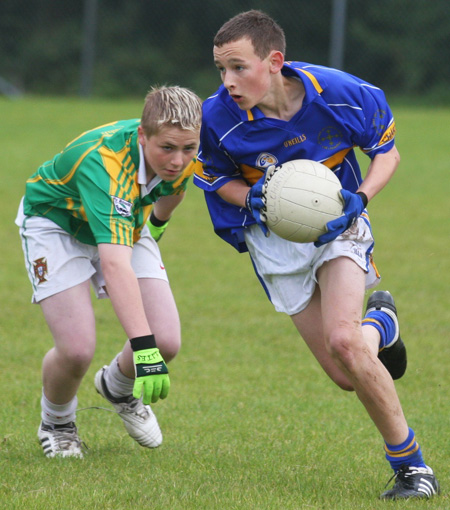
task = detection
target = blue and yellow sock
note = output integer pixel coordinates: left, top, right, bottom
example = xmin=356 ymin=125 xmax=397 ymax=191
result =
xmin=362 ymin=310 xmax=396 ymax=350
xmin=385 ymin=428 xmax=427 ymax=471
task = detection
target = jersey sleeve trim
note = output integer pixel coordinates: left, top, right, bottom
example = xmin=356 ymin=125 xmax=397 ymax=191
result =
xmin=296 ymin=68 xmax=324 ymax=94
xmin=361 ymin=119 xmax=396 ymax=154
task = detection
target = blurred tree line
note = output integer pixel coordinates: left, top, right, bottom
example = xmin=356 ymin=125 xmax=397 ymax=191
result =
xmin=1 ymin=0 xmax=449 ymax=102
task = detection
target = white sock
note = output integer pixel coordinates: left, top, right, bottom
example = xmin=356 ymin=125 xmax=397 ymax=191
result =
xmin=41 ymin=391 xmax=78 ymax=426
xmin=104 ymin=353 xmax=134 ymax=398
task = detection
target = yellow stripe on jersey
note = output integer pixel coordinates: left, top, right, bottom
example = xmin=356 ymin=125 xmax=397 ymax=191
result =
xmin=64 ymin=121 xmax=122 ymax=148
xmin=133 ymin=204 xmax=153 ymax=244
xmin=192 ymin=158 xmax=218 ymax=184
xmin=320 ymin=147 xmax=354 ymax=169
xmin=171 ymin=157 xmax=197 ymax=191
xmin=239 ymin=164 xmax=265 ymax=185
xmin=98 ymin=145 xmax=138 ymax=199
xmin=297 ymin=69 xmax=324 ymax=94
xmin=98 ymin=145 xmax=139 ymax=245
xmin=246 ymin=110 xmax=254 ymax=121
xmin=65 ymin=197 xmax=88 ymax=221
xmin=27 ymin=136 xmax=107 ymax=186
xmin=378 ymin=121 xmax=396 ymax=146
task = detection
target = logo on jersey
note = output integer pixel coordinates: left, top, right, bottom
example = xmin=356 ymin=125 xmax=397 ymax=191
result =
xmin=318 ymin=126 xmax=343 ymax=150
xmin=256 ymin=152 xmax=278 ymax=168
xmin=284 ymin=134 xmax=306 ymax=147
xmin=33 ymin=257 xmax=48 ymax=284
xmin=378 ymin=121 xmax=396 ymax=146
xmin=112 ymin=196 xmax=133 ymax=217
xmin=372 ymin=109 xmax=387 ymax=135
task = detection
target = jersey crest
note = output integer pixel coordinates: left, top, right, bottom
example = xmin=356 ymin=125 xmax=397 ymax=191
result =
xmin=33 ymin=257 xmax=48 ymax=284
xmin=112 ymin=196 xmax=133 ymax=217
xmin=256 ymin=152 xmax=278 ymax=168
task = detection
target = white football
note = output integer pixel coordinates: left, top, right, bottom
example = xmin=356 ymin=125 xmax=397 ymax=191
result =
xmin=262 ymin=159 xmax=343 ymax=243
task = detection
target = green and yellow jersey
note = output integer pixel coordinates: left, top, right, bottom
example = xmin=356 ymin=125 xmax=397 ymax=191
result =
xmin=23 ymin=119 xmax=193 ymax=246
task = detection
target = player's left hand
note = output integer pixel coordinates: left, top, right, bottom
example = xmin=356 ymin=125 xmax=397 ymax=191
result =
xmin=130 ymin=335 xmax=170 ymax=404
xmin=246 ymin=173 xmax=269 ymax=236
xmin=314 ymin=189 xmax=366 ymax=247
xmin=148 ymin=211 xmax=169 ymax=242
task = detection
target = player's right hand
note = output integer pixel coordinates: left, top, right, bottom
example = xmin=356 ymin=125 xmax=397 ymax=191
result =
xmin=130 ymin=335 xmax=170 ymax=404
xmin=314 ymin=189 xmax=365 ymax=247
xmin=245 ymin=174 xmax=269 ymax=236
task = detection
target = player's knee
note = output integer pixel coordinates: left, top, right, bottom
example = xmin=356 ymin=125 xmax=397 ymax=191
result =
xmin=58 ymin=342 xmax=95 ymax=376
xmin=324 ymin=357 xmax=355 ymax=391
xmin=158 ymin=334 xmax=181 ymax=363
xmin=327 ymin=328 xmax=360 ymax=373
xmin=331 ymin=375 xmax=354 ymax=392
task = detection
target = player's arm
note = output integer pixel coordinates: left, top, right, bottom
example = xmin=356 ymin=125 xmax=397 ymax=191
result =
xmin=216 ymin=179 xmax=249 ymax=207
xmin=153 ymin=193 xmax=185 ymax=221
xmin=98 ymin=243 xmax=151 ymax=338
xmin=315 ymin=145 xmax=401 ymax=247
xmin=217 ymin=176 xmax=269 ymax=236
xmin=148 ymin=193 xmax=185 ymax=241
xmin=98 ymin=243 xmax=169 ymax=403
xmin=357 ymin=145 xmax=401 ymax=201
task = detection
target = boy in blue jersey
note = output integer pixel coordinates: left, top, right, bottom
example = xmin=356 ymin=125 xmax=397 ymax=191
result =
xmin=16 ymin=86 xmax=202 ymax=457
xmin=194 ymin=10 xmax=439 ymax=500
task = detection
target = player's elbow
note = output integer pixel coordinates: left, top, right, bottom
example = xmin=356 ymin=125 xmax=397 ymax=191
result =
xmin=393 ymin=146 xmax=400 ymax=164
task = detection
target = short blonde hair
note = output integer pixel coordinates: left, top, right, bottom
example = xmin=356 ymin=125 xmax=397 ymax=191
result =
xmin=141 ymin=85 xmax=202 ymax=137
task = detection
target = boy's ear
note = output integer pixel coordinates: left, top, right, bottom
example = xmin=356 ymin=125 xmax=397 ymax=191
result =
xmin=138 ymin=125 xmax=146 ymax=145
xmin=268 ymin=50 xmax=284 ymax=73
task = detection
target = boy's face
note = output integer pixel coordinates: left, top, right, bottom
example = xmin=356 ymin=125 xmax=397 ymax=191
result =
xmin=214 ymin=37 xmax=274 ymax=111
xmin=138 ymin=125 xmax=199 ymax=182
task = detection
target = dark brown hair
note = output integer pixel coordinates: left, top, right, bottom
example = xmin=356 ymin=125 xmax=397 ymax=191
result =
xmin=214 ymin=10 xmax=286 ymax=59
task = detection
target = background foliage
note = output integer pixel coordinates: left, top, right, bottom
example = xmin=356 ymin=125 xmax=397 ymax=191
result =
xmin=1 ymin=0 xmax=449 ymax=102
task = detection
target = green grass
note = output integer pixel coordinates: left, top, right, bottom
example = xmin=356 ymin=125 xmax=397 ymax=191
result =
xmin=0 ymin=97 xmax=449 ymax=509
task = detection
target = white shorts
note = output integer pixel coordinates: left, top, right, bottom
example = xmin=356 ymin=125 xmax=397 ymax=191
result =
xmin=244 ymin=215 xmax=380 ymax=315
xmin=16 ymin=199 xmax=168 ymax=304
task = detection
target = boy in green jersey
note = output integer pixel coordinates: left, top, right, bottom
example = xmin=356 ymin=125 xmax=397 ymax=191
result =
xmin=16 ymin=86 xmax=202 ymax=457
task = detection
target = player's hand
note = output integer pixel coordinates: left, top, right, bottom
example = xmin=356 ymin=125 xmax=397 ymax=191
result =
xmin=314 ymin=189 xmax=366 ymax=247
xmin=148 ymin=211 xmax=169 ymax=242
xmin=130 ymin=335 xmax=170 ymax=404
xmin=245 ymin=173 xmax=269 ymax=236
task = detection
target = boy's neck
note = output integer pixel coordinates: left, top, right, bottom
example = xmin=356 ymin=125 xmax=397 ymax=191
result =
xmin=258 ymin=76 xmax=305 ymax=121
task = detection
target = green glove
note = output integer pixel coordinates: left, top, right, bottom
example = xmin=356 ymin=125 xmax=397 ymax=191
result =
xmin=148 ymin=210 xmax=169 ymax=242
xmin=130 ymin=335 xmax=170 ymax=404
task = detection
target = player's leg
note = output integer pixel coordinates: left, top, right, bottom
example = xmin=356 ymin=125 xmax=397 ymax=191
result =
xmin=291 ymin=277 xmax=404 ymax=393
xmin=139 ymin=275 xmax=181 ymax=362
xmin=317 ymin=257 xmax=408 ymax=440
xmin=38 ymin=280 xmax=95 ymax=458
xmin=317 ymin=256 xmax=438 ymax=499
xmin=244 ymin=222 xmax=438 ymax=498
xmin=290 ymin=285 xmax=355 ymax=391
xmin=94 ymin=228 xmax=176 ymax=448
xmin=117 ymin=277 xmax=181 ymax=376
xmin=363 ymin=290 xmax=407 ymax=380
xmin=17 ymin=212 xmax=98 ymax=458
xmin=94 ymin=278 xmax=178 ymax=448
xmin=40 ymin=281 xmax=96 ymax=404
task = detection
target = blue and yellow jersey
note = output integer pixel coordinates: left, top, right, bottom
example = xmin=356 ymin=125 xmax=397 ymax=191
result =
xmin=23 ymin=119 xmax=193 ymax=246
xmin=194 ymin=62 xmax=396 ymax=252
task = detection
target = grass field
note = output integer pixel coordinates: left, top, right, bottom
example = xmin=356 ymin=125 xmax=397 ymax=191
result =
xmin=0 ymin=97 xmax=449 ymax=510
